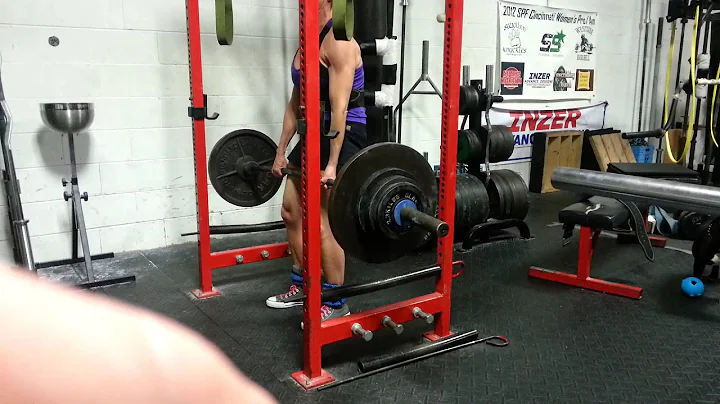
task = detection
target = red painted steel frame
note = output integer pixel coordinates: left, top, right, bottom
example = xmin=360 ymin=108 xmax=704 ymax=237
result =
xmin=292 ymin=0 xmax=464 ymax=389
xmin=186 ymin=0 xmax=465 ymax=389
xmin=529 ymin=227 xmax=643 ymax=299
xmin=185 ymin=0 xmax=290 ymax=300
xmin=291 ymin=0 xmax=326 ymax=389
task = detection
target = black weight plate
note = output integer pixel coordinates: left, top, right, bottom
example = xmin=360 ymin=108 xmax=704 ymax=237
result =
xmin=455 ymin=174 xmax=490 ymax=235
xmin=458 ymin=129 xmax=484 ymax=164
xmin=466 ymin=129 xmax=485 ymax=161
xmin=459 ymin=85 xmax=480 ymax=115
xmin=463 ymin=173 xmax=491 ymax=224
xmin=208 ymin=129 xmax=282 ymax=207
xmin=488 ymin=125 xmax=514 ymax=163
xmin=328 ymin=142 xmax=436 ymax=263
xmin=476 ymin=171 xmax=510 ymax=219
xmin=680 ymin=212 xmax=712 ymax=240
xmin=472 ymin=126 xmax=490 ymax=163
xmin=494 ymin=169 xmax=529 ymax=220
xmin=492 ymin=125 xmax=515 ymax=162
xmin=457 ymin=130 xmax=472 ymax=163
xmin=454 ymin=174 xmax=472 ymax=235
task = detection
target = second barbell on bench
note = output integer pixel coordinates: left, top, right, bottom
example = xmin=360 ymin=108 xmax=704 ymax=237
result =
xmin=208 ymin=129 xmax=449 ymax=263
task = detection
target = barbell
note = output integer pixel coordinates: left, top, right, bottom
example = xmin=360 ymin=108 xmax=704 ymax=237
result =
xmin=208 ymin=129 xmax=449 ymax=263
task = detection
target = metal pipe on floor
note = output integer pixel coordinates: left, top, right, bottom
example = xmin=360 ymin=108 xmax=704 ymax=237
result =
xmin=358 ymin=330 xmax=479 ymax=372
xmin=551 ymin=167 xmax=720 ymax=216
xmin=317 ymin=334 xmax=508 ymax=391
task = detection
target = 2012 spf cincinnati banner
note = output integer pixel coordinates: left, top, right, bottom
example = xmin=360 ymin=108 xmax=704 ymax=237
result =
xmin=498 ymin=1 xmax=599 ymax=100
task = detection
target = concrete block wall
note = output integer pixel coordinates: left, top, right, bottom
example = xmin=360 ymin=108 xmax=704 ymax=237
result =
xmin=0 ymin=0 xmax=651 ymax=263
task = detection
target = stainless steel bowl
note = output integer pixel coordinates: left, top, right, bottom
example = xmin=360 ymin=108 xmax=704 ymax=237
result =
xmin=40 ymin=103 xmax=95 ymax=133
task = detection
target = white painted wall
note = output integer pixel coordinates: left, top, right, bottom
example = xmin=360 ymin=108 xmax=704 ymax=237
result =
xmin=0 ymin=0 xmax=666 ymax=262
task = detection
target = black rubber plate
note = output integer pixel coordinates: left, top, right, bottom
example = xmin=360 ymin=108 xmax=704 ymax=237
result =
xmin=328 ymin=142 xmax=436 ymax=263
xmin=208 ymin=129 xmax=282 ymax=207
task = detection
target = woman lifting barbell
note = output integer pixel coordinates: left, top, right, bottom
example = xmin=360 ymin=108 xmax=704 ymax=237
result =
xmin=266 ymin=0 xmax=367 ymax=324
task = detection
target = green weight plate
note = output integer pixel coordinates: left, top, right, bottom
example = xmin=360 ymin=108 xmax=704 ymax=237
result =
xmin=215 ymin=0 xmax=234 ymax=45
xmin=328 ymin=142 xmax=436 ymax=263
xmin=333 ymin=0 xmax=354 ymax=41
xmin=208 ymin=129 xmax=282 ymax=207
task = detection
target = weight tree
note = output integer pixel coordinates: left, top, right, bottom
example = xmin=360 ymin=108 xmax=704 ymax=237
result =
xmin=185 ymin=0 xmax=465 ymax=389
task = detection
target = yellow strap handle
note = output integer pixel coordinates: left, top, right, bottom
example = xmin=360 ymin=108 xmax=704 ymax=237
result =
xmin=665 ymin=6 xmax=700 ymax=163
xmin=711 ymin=63 xmax=720 ymax=148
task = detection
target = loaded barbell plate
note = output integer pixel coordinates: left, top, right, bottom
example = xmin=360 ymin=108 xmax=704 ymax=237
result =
xmin=333 ymin=0 xmax=354 ymax=41
xmin=208 ymin=129 xmax=282 ymax=207
xmin=328 ymin=142 xmax=437 ymax=263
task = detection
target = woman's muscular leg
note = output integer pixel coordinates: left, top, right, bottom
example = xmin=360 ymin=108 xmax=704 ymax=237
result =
xmin=266 ymin=171 xmax=304 ymax=309
xmin=280 ymin=173 xmax=302 ymax=268
xmin=320 ymin=187 xmax=345 ymax=286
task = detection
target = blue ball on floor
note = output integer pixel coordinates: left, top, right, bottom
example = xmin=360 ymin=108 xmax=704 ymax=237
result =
xmin=681 ymin=277 xmax=705 ymax=297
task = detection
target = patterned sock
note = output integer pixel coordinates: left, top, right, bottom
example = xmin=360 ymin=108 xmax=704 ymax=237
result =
xmin=322 ymin=282 xmax=346 ymax=308
xmin=291 ymin=265 xmax=303 ymax=286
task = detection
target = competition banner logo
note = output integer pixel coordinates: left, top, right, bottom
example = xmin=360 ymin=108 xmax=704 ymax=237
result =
xmin=553 ymin=66 xmax=575 ymax=91
xmin=575 ymin=69 xmax=595 ymax=91
xmin=501 ymin=62 xmax=525 ymax=95
xmin=575 ymin=26 xmax=595 ymax=61
xmin=503 ymin=22 xmax=527 ymax=56
xmin=539 ymin=30 xmax=566 ymax=54
xmin=526 ymin=72 xmax=553 ymax=89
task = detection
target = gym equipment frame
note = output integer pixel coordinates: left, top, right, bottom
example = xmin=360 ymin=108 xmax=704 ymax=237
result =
xmin=185 ymin=0 xmax=464 ymax=389
xmin=184 ymin=1 xmax=291 ymax=299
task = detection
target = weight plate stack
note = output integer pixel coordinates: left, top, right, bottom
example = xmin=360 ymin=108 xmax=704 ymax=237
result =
xmin=459 ymin=85 xmax=481 ymax=116
xmin=490 ymin=125 xmax=515 ymax=162
xmin=454 ymin=174 xmax=491 ymax=236
xmin=457 ymin=129 xmax=483 ymax=164
xmin=475 ymin=125 xmax=515 ymax=163
xmin=476 ymin=170 xmax=530 ymax=220
xmin=416 ymin=174 xmax=490 ymax=249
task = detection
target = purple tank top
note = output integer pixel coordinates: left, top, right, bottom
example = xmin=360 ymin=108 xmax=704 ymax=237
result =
xmin=291 ymin=21 xmax=366 ymax=125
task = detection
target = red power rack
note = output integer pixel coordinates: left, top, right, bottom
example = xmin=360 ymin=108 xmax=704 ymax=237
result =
xmin=185 ymin=0 xmax=464 ymax=389
xmin=185 ymin=0 xmax=291 ymax=299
